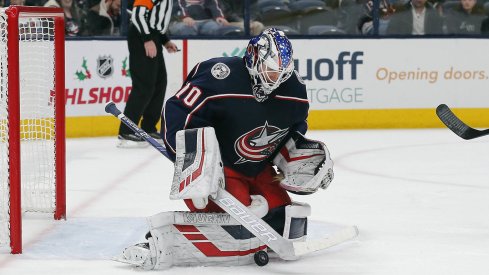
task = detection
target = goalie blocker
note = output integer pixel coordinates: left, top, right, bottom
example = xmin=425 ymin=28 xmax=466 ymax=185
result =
xmin=118 ymin=127 xmax=335 ymax=269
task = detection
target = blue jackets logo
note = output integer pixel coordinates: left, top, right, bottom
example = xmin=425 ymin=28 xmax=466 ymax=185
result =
xmin=234 ymin=122 xmax=289 ymax=164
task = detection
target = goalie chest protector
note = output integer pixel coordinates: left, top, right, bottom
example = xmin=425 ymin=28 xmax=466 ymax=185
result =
xmin=163 ymin=56 xmax=309 ymax=177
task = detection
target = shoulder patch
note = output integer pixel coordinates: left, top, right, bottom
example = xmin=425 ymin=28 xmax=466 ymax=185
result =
xmin=294 ymin=70 xmax=305 ymax=85
xmin=211 ymin=63 xmax=231 ymax=79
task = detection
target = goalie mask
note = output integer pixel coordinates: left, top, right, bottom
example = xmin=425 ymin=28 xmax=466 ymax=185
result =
xmin=244 ymin=28 xmax=294 ymax=102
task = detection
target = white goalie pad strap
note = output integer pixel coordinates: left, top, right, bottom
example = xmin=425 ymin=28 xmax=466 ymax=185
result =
xmin=283 ymin=201 xmax=311 ymax=241
xmin=170 ymin=127 xmax=225 ymax=209
xmin=273 ymin=132 xmax=334 ymax=194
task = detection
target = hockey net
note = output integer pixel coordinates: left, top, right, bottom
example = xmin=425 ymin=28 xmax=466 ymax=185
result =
xmin=0 ymin=6 xmax=65 ymax=254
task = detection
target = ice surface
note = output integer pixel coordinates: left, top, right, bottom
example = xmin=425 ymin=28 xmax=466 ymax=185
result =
xmin=1 ymin=129 xmax=488 ymax=275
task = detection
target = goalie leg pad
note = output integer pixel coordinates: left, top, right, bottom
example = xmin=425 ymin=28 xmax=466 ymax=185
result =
xmin=283 ymin=201 xmax=311 ymax=241
xmin=118 ymin=203 xmax=269 ymax=270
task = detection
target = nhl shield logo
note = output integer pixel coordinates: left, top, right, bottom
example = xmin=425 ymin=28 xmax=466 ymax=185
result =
xmin=97 ymin=56 xmax=114 ymax=78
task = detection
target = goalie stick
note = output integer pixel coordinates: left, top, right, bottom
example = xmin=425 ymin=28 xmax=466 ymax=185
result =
xmin=105 ymin=102 xmax=171 ymax=159
xmin=105 ymin=101 xmax=359 ymax=262
xmin=436 ymin=104 xmax=489 ymax=140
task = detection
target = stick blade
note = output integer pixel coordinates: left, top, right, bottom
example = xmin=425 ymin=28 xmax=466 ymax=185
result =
xmin=293 ymin=225 xmax=359 ymax=257
xmin=436 ymin=104 xmax=479 ymax=140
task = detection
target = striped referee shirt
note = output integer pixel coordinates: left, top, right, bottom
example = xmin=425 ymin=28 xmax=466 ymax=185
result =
xmin=131 ymin=0 xmax=172 ymax=41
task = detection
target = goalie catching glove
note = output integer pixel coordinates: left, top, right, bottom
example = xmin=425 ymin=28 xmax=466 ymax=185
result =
xmin=273 ymin=132 xmax=334 ymax=195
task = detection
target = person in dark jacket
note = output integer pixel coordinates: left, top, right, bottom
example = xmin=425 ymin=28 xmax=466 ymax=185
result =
xmin=444 ymin=0 xmax=485 ymax=34
xmin=386 ymin=0 xmax=444 ymax=35
xmin=170 ymin=0 xmax=231 ymax=35
xmin=44 ymin=0 xmax=85 ymax=36
xmin=84 ymin=0 xmax=121 ymax=36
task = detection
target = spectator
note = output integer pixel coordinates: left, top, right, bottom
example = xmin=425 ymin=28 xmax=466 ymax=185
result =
xmin=358 ymin=0 xmax=396 ymax=34
xmin=170 ymin=0 xmax=231 ymax=35
xmin=220 ymin=0 xmax=264 ymax=35
xmin=44 ymin=0 xmax=85 ymax=36
xmin=84 ymin=0 xmax=121 ymax=35
xmin=386 ymin=0 xmax=444 ymax=35
xmin=444 ymin=0 xmax=485 ymax=34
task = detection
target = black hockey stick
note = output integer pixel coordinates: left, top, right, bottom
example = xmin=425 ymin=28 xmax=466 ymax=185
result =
xmin=436 ymin=104 xmax=489 ymax=140
xmin=104 ymin=101 xmax=171 ymax=159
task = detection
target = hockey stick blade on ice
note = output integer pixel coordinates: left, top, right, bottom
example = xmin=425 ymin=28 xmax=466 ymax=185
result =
xmin=104 ymin=101 xmax=170 ymax=159
xmin=214 ymin=187 xmax=359 ymax=260
xmin=104 ymin=101 xmax=359 ymax=260
xmin=436 ymin=104 xmax=489 ymax=140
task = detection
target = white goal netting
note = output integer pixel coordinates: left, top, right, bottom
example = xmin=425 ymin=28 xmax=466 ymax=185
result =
xmin=0 ymin=9 xmax=59 ymax=249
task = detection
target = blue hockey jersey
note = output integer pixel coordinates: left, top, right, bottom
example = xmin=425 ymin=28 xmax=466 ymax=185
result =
xmin=162 ymin=56 xmax=309 ymax=177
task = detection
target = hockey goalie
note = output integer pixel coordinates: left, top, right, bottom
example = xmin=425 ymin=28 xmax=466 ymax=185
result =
xmin=118 ymin=127 xmax=334 ymax=269
xmin=116 ymin=28 xmax=350 ymax=270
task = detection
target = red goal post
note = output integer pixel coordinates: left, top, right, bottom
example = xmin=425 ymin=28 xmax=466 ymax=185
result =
xmin=0 ymin=6 xmax=65 ymax=254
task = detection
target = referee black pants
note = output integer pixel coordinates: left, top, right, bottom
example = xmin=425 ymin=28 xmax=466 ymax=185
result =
xmin=119 ymin=24 xmax=168 ymax=135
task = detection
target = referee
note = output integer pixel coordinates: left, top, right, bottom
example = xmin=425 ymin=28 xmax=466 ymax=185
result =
xmin=118 ymin=0 xmax=179 ymax=147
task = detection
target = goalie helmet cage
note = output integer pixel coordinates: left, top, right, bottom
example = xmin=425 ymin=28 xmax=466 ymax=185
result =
xmin=0 ymin=6 xmax=65 ymax=254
